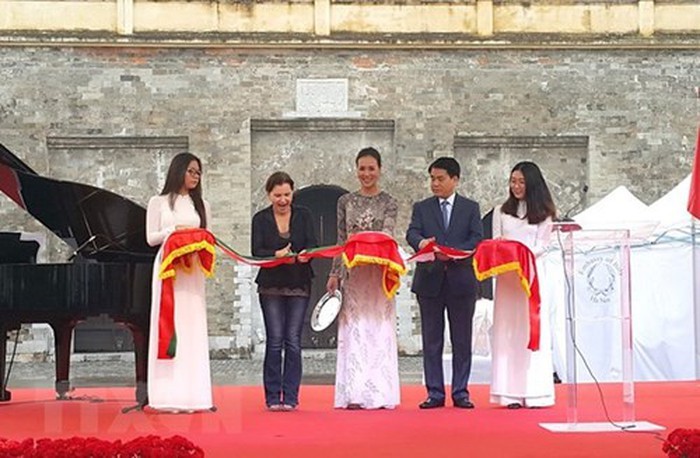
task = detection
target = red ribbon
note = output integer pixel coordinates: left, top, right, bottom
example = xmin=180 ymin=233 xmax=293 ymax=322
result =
xmin=216 ymin=242 xmax=297 ymax=268
xmin=217 ymin=232 xmax=405 ymax=298
xmin=406 ymin=241 xmax=473 ymax=262
xmin=157 ymin=228 xmax=216 ymax=359
xmin=473 ymin=239 xmax=541 ymax=351
xmin=341 ymin=232 xmax=407 ymax=298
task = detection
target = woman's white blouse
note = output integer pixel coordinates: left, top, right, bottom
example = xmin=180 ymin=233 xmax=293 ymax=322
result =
xmin=146 ymin=194 xmax=211 ymax=247
xmin=492 ymin=202 xmax=552 ymax=257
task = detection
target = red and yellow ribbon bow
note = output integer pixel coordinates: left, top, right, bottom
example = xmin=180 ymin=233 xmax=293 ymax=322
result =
xmin=473 ymin=239 xmax=541 ymax=351
xmin=157 ymin=228 xmax=216 ymax=359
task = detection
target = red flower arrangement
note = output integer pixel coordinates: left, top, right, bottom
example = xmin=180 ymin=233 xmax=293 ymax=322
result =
xmin=663 ymin=428 xmax=700 ymax=458
xmin=0 ymin=434 xmax=203 ymax=457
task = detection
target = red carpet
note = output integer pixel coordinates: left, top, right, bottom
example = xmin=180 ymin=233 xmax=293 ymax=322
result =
xmin=0 ymin=382 xmax=697 ymax=457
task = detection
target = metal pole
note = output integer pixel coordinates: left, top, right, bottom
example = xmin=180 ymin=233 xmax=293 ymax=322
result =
xmin=693 ymin=218 xmax=700 ymax=379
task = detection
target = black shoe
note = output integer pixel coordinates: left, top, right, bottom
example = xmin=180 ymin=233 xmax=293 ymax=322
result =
xmin=507 ymin=403 xmax=523 ymax=409
xmin=453 ymin=398 xmax=475 ymax=409
xmin=553 ymin=372 xmax=562 ymax=384
xmin=419 ymin=398 xmax=445 ymax=409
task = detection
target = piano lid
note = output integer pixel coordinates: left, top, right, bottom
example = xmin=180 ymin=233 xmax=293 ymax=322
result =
xmin=0 ymin=142 xmax=37 ymax=175
xmin=0 ymin=142 xmax=156 ymax=261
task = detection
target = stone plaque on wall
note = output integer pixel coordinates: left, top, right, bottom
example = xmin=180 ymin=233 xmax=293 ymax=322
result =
xmin=288 ymin=79 xmax=360 ymax=118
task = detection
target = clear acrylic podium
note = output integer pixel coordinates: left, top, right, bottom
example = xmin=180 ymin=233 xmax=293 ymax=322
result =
xmin=540 ymin=225 xmax=664 ymax=433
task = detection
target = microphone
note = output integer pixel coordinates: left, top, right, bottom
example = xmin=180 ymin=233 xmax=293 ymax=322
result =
xmin=68 ymin=234 xmax=97 ymax=261
xmin=555 ymin=185 xmax=588 ymax=232
xmin=562 ymin=184 xmax=589 ymax=221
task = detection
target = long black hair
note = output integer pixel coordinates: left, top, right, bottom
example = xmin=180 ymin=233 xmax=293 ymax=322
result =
xmin=160 ymin=152 xmax=207 ymax=228
xmin=501 ymin=161 xmax=556 ymax=225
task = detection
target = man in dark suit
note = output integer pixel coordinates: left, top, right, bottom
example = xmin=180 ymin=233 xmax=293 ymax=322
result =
xmin=406 ymin=157 xmax=483 ymax=409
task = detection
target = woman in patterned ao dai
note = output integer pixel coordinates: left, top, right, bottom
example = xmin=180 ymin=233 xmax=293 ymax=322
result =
xmin=326 ymin=147 xmax=401 ymax=410
xmin=490 ymin=161 xmax=556 ymax=409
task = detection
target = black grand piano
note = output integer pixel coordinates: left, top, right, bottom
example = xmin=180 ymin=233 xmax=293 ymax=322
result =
xmin=0 ymin=142 xmax=156 ymax=404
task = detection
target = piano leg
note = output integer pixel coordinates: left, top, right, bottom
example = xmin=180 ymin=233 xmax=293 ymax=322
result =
xmin=51 ymin=321 xmax=74 ymax=400
xmin=120 ymin=322 xmax=148 ymax=413
xmin=0 ymin=326 xmax=11 ymax=402
xmin=130 ymin=324 xmax=148 ymax=407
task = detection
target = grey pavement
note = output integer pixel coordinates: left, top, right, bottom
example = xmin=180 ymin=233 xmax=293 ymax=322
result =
xmin=5 ymin=353 xmax=491 ymax=390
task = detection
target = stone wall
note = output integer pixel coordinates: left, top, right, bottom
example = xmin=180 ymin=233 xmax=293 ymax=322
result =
xmin=0 ymin=46 xmax=698 ymax=358
xmin=1 ymin=0 xmax=698 ymax=37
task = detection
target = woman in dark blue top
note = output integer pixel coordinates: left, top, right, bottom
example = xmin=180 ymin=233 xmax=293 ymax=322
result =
xmin=252 ymin=171 xmax=317 ymax=411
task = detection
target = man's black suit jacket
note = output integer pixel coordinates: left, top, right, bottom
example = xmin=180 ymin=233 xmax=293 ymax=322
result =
xmin=406 ymin=194 xmax=483 ymax=298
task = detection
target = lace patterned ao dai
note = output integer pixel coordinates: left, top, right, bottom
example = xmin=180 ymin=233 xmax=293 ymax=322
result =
xmin=332 ymin=191 xmax=401 ymax=409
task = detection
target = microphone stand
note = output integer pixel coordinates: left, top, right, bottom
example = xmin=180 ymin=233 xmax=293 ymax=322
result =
xmin=555 ymin=185 xmax=589 ymax=232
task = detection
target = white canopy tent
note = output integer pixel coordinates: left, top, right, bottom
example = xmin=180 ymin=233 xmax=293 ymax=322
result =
xmin=540 ymin=183 xmax=698 ymax=382
xmin=574 ymin=185 xmax=659 ymax=239
xmin=645 ymin=174 xmax=700 ymax=381
xmin=649 ymin=174 xmax=692 ymax=235
xmin=575 ymin=186 xmax=651 ymax=224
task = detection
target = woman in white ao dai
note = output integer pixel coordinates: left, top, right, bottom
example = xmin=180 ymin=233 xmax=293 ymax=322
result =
xmin=490 ymin=161 xmax=556 ymax=409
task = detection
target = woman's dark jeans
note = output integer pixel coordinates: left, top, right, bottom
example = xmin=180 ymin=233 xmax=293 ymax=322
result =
xmin=259 ymin=294 xmax=309 ymax=407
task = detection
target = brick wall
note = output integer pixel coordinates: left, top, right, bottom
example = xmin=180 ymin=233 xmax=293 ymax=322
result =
xmin=0 ymin=46 xmax=697 ymax=357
